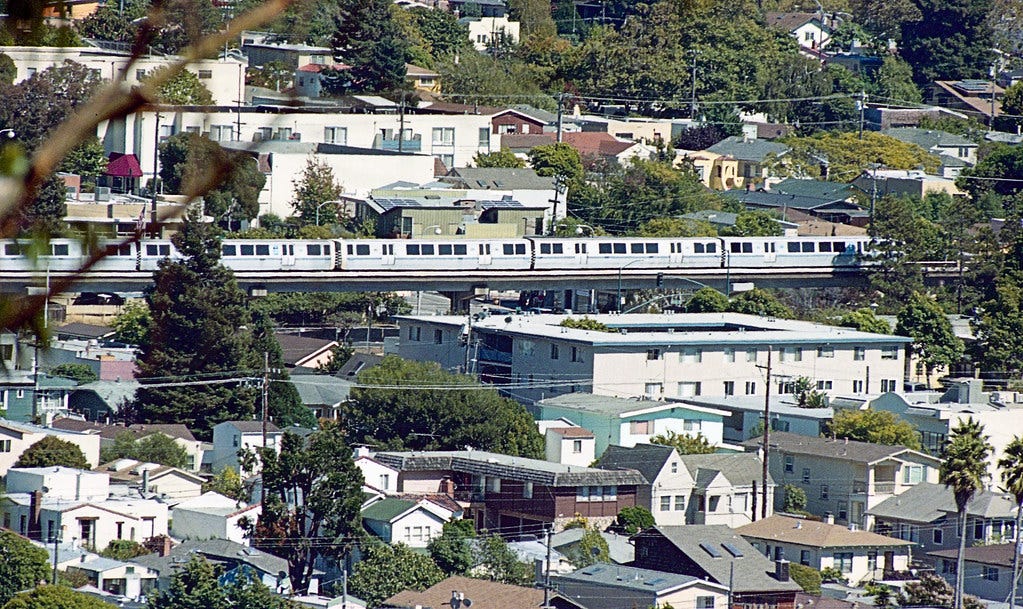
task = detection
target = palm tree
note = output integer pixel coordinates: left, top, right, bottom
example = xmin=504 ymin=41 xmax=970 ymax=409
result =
xmin=999 ymin=436 xmax=1023 ymax=609
xmin=940 ymin=417 xmax=993 ymax=609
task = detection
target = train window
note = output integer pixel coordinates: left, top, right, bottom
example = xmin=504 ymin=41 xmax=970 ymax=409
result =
xmin=819 ymin=242 xmax=832 ymax=253
xmin=515 ymin=244 xmax=526 ymax=254
xmin=764 ymin=243 xmax=775 ymax=253
xmin=421 ymin=244 xmax=435 ymax=255
xmin=613 ymin=243 xmax=627 ymax=254
xmin=439 ymin=244 xmax=453 ymax=255
xmin=833 ymin=241 xmax=846 ymax=251
xmin=575 ymin=243 xmax=587 ymax=254
xmin=479 ymin=244 xmax=491 ymax=255
xmin=787 ymin=242 xmax=800 ymax=253
xmin=645 ymin=243 xmax=659 ymax=253
xmin=707 ymin=243 xmax=716 ymax=253
xmin=801 ymin=242 xmax=814 ymax=253
xmin=598 ymin=243 xmax=612 ymax=254
xmin=730 ymin=243 xmax=742 ymax=253
xmin=307 ymin=244 xmax=322 ymax=256
xmin=356 ymin=244 xmax=370 ymax=255
xmin=324 ymin=244 xmax=331 ymax=255
xmin=406 ymin=244 xmax=420 ymax=255
xmin=240 ymin=244 xmax=254 ymax=256
xmin=147 ymin=244 xmax=171 ymax=256
xmin=454 ymin=244 xmax=467 ymax=255
xmin=552 ymin=243 xmax=563 ymax=254
xmin=731 ymin=242 xmax=753 ymax=253
xmin=4 ymin=244 xmax=20 ymax=255
xmin=256 ymin=244 xmax=270 ymax=256
xmin=503 ymin=244 xmax=514 ymax=255
xmin=631 ymin=243 xmax=644 ymax=253
xmin=670 ymin=243 xmax=676 ymax=253
xmin=694 ymin=243 xmax=705 ymax=253
xmin=111 ymin=244 xmax=132 ymax=256
xmin=347 ymin=244 xmax=353 ymax=255
xmin=51 ymin=244 xmax=69 ymax=256
xmin=541 ymin=243 xmax=552 ymax=254
xmin=222 ymin=245 xmax=237 ymax=256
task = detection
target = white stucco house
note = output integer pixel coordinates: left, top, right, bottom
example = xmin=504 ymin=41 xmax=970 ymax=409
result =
xmin=171 ymin=491 xmax=260 ymax=545
xmin=210 ymin=420 xmax=282 ymax=474
xmin=361 ymin=497 xmax=453 ymax=548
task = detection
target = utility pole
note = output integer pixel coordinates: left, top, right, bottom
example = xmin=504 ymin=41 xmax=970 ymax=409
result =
xmin=556 ymin=92 xmax=565 ymax=143
xmin=261 ymin=350 xmax=269 ymax=506
xmin=398 ymin=91 xmax=406 ymax=153
xmin=690 ymin=50 xmax=699 ymax=119
xmin=857 ymin=91 xmax=867 ymax=139
xmin=543 ymin=525 xmax=553 ymax=608
xmin=991 ymin=63 xmax=998 ymax=131
xmin=151 ymin=111 xmax=163 ymax=237
xmin=51 ymin=533 xmax=60 ymax=585
xmin=761 ymin=346 xmax=772 ymax=519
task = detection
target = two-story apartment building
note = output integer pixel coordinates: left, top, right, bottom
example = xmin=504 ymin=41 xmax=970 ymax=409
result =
xmin=744 ymin=431 xmax=941 ymax=530
xmin=677 ymin=395 xmax=833 ymax=443
xmin=210 ymin=421 xmax=282 ymax=474
xmin=0 ymin=421 xmax=101 ymax=475
xmin=372 ymin=450 xmax=646 ymax=533
xmin=390 ymin=313 xmax=911 ymax=405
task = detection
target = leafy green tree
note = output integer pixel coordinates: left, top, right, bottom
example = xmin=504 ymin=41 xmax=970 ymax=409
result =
xmin=474 ymin=534 xmax=534 ymax=585
xmin=134 ymin=217 xmax=259 ymax=439
xmin=971 ymin=276 xmax=1023 ymax=377
xmin=49 ymin=363 xmax=97 ymax=383
xmin=869 ymin=195 xmax=939 ymax=312
xmin=250 ymin=292 xmax=408 ymax=327
xmin=76 ymin=4 xmax=137 ymax=43
xmin=331 ymin=0 xmax=410 ymax=93
xmin=685 ymin=287 xmax=729 ymax=313
xmin=782 ymin=484 xmax=807 ymax=512
xmin=871 ymin=55 xmax=922 ymax=104
xmin=999 ymin=435 xmax=1023 ymax=609
xmin=0 ymin=53 xmax=15 ymax=86
xmin=434 ymin=51 xmax=550 ymax=110
xmin=940 ymin=417 xmax=993 ymax=609
xmin=900 ymin=0 xmax=994 ymax=84
xmin=727 ymin=289 xmax=792 ymax=318
xmin=291 ymin=157 xmax=345 ymax=226
xmin=317 ymin=343 xmax=355 ymax=373
xmin=405 ymin=7 xmax=469 ymax=61
xmin=903 ymin=571 xmax=987 ymax=609
xmin=565 ymin=525 xmax=609 ymax=568
xmin=159 ymin=133 xmax=265 ymax=221
xmin=112 ymin=300 xmax=152 ymax=346
xmin=789 ymin=563 xmax=822 ymax=594
xmin=720 ymin=211 xmax=782 ymax=237
xmin=782 ymin=132 xmax=938 ymax=181
xmin=143 ymin=67 xmax=215 ymax=105
xmin=101 ymin=432 xmax=189 ymax=468
xmin=839 ymin=308 xmax=891 ymax=334
xmin=427 ymin=519 xmax=476 ymax=575
xmin=636 ymin=217 xmax=716 ymax=237
xmin=829 ymin=409 xmax=921 ymax=450
xmin=0 ymin=60 xmax=104 ymax=151
xmin=23 ymin=174 xmax=68 ymax=234
xmin=347 ymin=356 xmax=544 ymax=458
xmin=509 ymin=0 xmax=556 ymax=37
xmin=3 ymin=585 xmax=116 ymax=609
xmin=793 ymin=377 xmax=827 ymax=408
xmin=58 ymin=137 xmax=108 ymax=187
xmin=896 ymin=293 xmax=964 ymax=385
xmin=349 ymin=542 xmax=444 ymax=608
xmin=100 ymin=539 xmax=149 ymax=560
xmin=650 ymin=430 xmax=716 ymax=454
xmin=250 ymin=310 xmax=314 ymax=428
xmin=202 ymin=466 xmax=247 ymax=502
xmin=147 ymin=554 xmax=290 ymax=609
xmin=474 ymin=149 xmax=526 ymax=168
xmin=528 ymin=143 xmax=583 ymax=182
xmin=245 ymin=61 xmax=293 ymax=91
xmin=614 ymin=506 xmax=655 ymax=534
xmin=674 ymin=125 xmax=727 ymax=151
xmin=15 ymin=435 xmax=89 ymax=469
xmin=559 ymin=317 xmax=612 ymax=332
xmin=0 ymin=531 xmax=50 ymax=605
xmin=248 ymin=421 xmax=364 ymax=592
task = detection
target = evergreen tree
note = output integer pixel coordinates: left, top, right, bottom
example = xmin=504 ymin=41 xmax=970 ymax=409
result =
xmin=134 ymin=216 xmax=259 ymax=440
xmin=0 ymin=531 xmax=51 ymax=604
xmin=900 ymin=0 xmax=995 ymax=84
xmin=895 ymin=292 xmax=964 ymax=385
xmin=331 ymin=0 xmax=410 ymax=93
xmin=251 ymin=310 xmax=315 ymax=428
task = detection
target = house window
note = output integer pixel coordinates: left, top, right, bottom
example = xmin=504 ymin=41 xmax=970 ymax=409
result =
xmin=724 ymin=348 xmax=735 ymax=363
xmin=605 ymin=486 xmax=617 ymax=500
xmin=833 ymin=552 xmax=853 ymax=573
xmin=0 ymin=440 xmax=10 ymax=452
xmin=16 ymin=389 xmax=24 ymax=398
xmin=817 ymin=380 xmax=833 ymax=390
xmin=647 ymin=348 xmax=662 ymax=360
xmin=817 ymin=346 xmax=835 ymax=358
xmin=853 ymin=380 xmax=864 ymax=393
xmin=800 ymin=550 xmax=811 ymax=566
xmin=780 ymin=347 xmax=803 ymax=362
xmin=660 ymin=495 xmax=671 ymax=511
xmin=838 ymin=502 xmax=848 ymax=521
xmin=524 ymin=481 xmax=533 ymax=499
xmin=209 ymin=124 xmax=232 ymax=142
xmin=630 ymin=420 xmax=651 ymax=435
xmin=802 ymin=468 xmax=811 ymax=484
xmin=479 ymin=127 xmax=490 ymax=147
xmin=697 ymin=597 xmax=715 ymax=609
xmin=854 ymin=347 xmax=866 ymax=361
xmin=197 ymin=69 xmax=212 ymax=79
xmin=671 ymin=462 xmax=678 ymax=473
xmin=646 ymin=383 xmax=663 ymax=398
xmin=486 ymin=477 xmax=501 ymax=493
xmin=724 ymin=381 xmax=735 ymax=396
xmin=903 ymin=465 xmax=925 ymax=484
xmin=324 ymin=126 xmax=347 ymax=144
xmin=434 ymin=153 xmax=454 ymax=168
xmin=675 ymin=495 xmax=685 ymax=511
xmin=551 ymin=344 xmax=559 ymax=359
xmin=974 ymin=519 xmax=985 ymax=540
xmin=784 ymin=455 xmax=794 ymax=473
xmin=746 ymin=348 xmax=758 ymax=362
xmin=681 ymin=348 xmax=702 ymax=363
xmin=881 ymin=379 xmax=897 ymax=392
xmin=678 ymin=382 xmax=701 ymax=397
xmin=379 ymin=474 xmax=390 ymax=489
xmin=708 ymin=496 xmax=721 ymax=511
xmin=745 ymin=381 xmax=757 ymax=395
xmin=868 ymin=550 xmax=878 ymax=572
xmin=984 ymin=566 xmax=999 ymax=581
xmin=434 ymin=329 xmax=443 ymax=344
xmin=881 ymin=346 xmax=899 ymax=360
xmin=570 ymin=347 xmax=581 ymax=362
xmin=821 ymin=484 xmax=829 ymax=499
xmin=572 ymin=440 xmax=582 ymax=454
xmin=943 ymin=559 xmax=957 ymax=574
xmin=232 ymin=435 xmax=239 ymax=448
xmin=934 ymin=527 xmax=943 ymax=545
xmin=432 ymin=127 xmax=454 ymax=145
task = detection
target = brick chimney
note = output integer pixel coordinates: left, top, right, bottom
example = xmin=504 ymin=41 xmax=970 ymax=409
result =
xmin=145 ymin=535 xmax=174 ymax=557
xmin=440 ymin=477 xmax=455 ymax=496
xmin=28 ymin=490 xmax=43 ymax=540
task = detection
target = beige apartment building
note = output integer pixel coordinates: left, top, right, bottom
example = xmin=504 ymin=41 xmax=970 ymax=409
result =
xmin=389 ymin=312 xmax=911 ymax=405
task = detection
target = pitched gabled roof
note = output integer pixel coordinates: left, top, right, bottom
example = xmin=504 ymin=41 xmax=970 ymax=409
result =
xmin=881 ymin=127 xmax=977 ymax=150
xmin=742 ymin=431 xmax=939 ymax=466
xmin=596 ymin=444 xmax=676 ymax=484
xmin=51 ymin=418 xmax=138 ymax=440
xmin=928 ymin=543 xmax=1016 ymax=568
xmin=273 ymin=332 xmax=337 ymax=367
xmin=736 ymin=515 xmax=912 ymax=549
xmin=561 ymin=131 xmax=637 ymax=158
xmin=764 ymin=12 xmax=825 ymax=33
xmin=772 ymin=178 xmax=857 ymax=200
xmin=289 ymin=373 xmax=352 ymax=406
xmin=443 ymin=167 xmax=556 ymax=190
xmin=868 ymin=482 xmax=1017 ymax=522
xmin=680 ymin=453 xmax=772 ymax=488
xmin=128 ymin=423 xmax=196 ymax=442
xmin=69 ymin=380 xmax=140 ymax=411
xmin=130 ymin=538 xmax=289 ymax=579
xmin=361 ymin=497 xmax=419 ymax=522
xmin=706 ymin=136 xmax=790 ymax=162
xmin=637 ymin=525 xmax=802 ymax=593
xmin=384 ymin=575 xmax=545 ymax=609
xmin=721 ymin=190 xmax=855 ymax=211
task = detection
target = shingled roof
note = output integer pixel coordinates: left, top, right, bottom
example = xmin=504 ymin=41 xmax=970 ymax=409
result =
xmin=737 ymin=515 xmax=912 ymax=549
xmin=741 ymin=431 xmax=938 ymax=466
xmin=597 ymin=444 xmax=676 ymax=484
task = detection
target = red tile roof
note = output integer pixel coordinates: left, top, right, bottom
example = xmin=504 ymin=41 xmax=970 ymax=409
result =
xmin=549 ymin=427 xmax=594 ymax=438
xmin=562 ymin=131 xmax=636 ymax=158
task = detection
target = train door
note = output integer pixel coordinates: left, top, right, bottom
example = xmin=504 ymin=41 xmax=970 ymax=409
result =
xmin=763 ymin=241 xmax=777 ymax=264
xmin=479 ymin=243 xmax=492 ymax=266
xmin=669 ymin=242 xmax=683 ymax=265
xmin=282 ymin=243 xmax=296 ymax=267
xmin=574 ymin=242 xmax=588 ymax=265
xmin=382 ymin=243 xmax=395 ymax=266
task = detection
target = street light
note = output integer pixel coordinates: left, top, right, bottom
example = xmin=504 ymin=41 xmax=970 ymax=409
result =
xmin=0 ymin=129 xmax=15 ymax=140
xmin=617 ymin=259 xmax=644 ymax=313
xmin=315 ymin=200 xmax=340 ymax=226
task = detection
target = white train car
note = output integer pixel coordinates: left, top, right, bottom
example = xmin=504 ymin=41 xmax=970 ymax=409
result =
xmin=720 ymin=236 xmax=871 ymax=268
xmin=220 ymin=239 xmax=335 ymax=271
xmin=338 ymin=239 xmax=533 ymax=272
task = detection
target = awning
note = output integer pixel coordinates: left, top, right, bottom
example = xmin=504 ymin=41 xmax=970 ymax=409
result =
xmin=105 ymin=153 xmax=143 ymax=178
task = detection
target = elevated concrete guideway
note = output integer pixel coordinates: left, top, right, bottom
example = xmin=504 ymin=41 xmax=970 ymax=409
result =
xmin=0 ymin=262 xmax=962 ymax=295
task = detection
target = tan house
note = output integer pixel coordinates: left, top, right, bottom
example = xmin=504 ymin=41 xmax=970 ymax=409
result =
xmin=678 ymin=150 xmax=740 ymax=190
xmin=406 ymin=63 xmax=441 ymax=95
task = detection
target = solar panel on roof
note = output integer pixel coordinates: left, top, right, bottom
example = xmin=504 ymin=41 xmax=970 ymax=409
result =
xmin=722 ymin=542 xmax=744 ymax=557
xmin=645 ymin=578 xmax=665 ymax=586
xmin=699 ymin=542 xmax=722 ymax=558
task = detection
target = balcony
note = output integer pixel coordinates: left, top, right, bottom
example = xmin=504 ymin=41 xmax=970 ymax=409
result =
xmin=477 ymin=345 xmax=512 ymax=365
xmin=874 ymin=481 xmax=896 ymax=494
xmin=453 ymin=489 xmax=485 ymax=503
xmin=374 ymin=133 xmax=422 ymax=152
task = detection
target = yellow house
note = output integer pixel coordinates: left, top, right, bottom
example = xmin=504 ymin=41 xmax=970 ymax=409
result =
xmin=677 ymin=151 xmax=740 ymax=190
xmin=405 ymin=64 xmax=441 ymax=95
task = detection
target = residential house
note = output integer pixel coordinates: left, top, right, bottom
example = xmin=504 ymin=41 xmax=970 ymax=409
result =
xmin=869 ymin=482 xmax=1017 ymax=554
xmin=926 ymin=544 xmax=1022 ymax=603
xmin=506 ymin=537 xmax=575 ymax=574
xmin=275 ymin=333 xmax=338 ymax=369
xmin=864 ymin=106 xmax=970 ymax=131
xmin=500 ymin=131 xmax=654 ymax=165
xmin=928 ymin=80 xmax=1003 ymax=123
xmin=7 ymin=466 xmax=110 ymax=501
xmin=353 ymin=448 xmax=400 ymax=493
xmin=289 ymin=369 xmax=352 ymax=421
xmin=383 ymin=575 xmax=560 ymax=609
xmin=406 ymin=63 xmax=441 ymax=95
xmin=99 ymin=459 xmax=205 ymax=502
xmin=743 ymin=431 xmax=941 ymax=530
xmin=881 ymin=128 xmax=978 ymax=177
xmin=55 ymin=323 xmax=116 ymax=342
xmin=66 ymin=556 xmax=159 ymax=599
xmin=535 ymin=393 xmax=726 ymax=457
xmin=170 ymin=492 xmax=261 ymax=545
xmin=765 ymin=12 xmax=832 ymax=51
xmin=555 ymin=563 xmax=730 ymax=609
xmin=243 ymin=41 xmax=332 ymax=71
xmin=447 ymin=0 xmax=507 ymax=17
xmin=677 ymin=396 xmax=833 ymax=444
xmin=130 ymin=538 xmax=294 ymax=595
xmin=737 ymin=515 xmax=913 ymax=585
xmin=721 ymin=190 xmax=868 ymax=226
xmin=632 ymin=525 xmax=802 ymax=609
xmin=440 ymin=167 xmax=559 ymax=211
xmin=210 ymin=421 xmax=282 ymax=474
xmin=0 ymin=420 xmax=101 ymax=475
xmin=705 ymin=137 xmax=790 ymax=189
xmin=598 ymin=445 xmax=774 ymax=527
xmin=678 ymin=150 xmax=741 ymax=190
xmin=390 ymin=313 xmax=911 ymax=406
xmin=680 ymin=210 xmax=798 ymax=235
xmin=462 ymin=16 xmax=521 ymax=51
xmin=0 ymin=371 xmax=78 ymax=423
xmin=32 ymin=337 xmax=138 ymax=383
xmin=361 ymin=497 xmax=452 ymax=548
xmin=550 ymin=528 xmax=635 ymax=565
xmin=852 ymin=169 xmax=963 ymax=199
xmin=67 ymin=380 xmax=140 ymax=423
xmin=771 ymin=179 xmax=858 ymax=201
xmin=372 ymin=450 xmax=646 ymax=532
xmin=351 ymin=195 xmax=550 ymax=238
xmin=545 ymin=426 xmax=596 ymax=467
xmin=127 ymin=424 xmax=205 ymax=473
